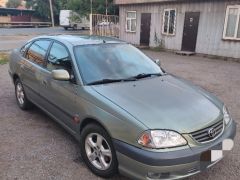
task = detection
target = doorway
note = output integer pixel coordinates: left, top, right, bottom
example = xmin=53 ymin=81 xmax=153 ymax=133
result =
xmin=140 ymin=13 xmax=151 ymax=46
xmin=181 ymin=12 xmax=200 ymax=52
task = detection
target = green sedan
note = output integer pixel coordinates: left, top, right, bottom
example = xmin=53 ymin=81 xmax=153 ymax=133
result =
xmin=9 ymin=35 xmax=236 ymax=180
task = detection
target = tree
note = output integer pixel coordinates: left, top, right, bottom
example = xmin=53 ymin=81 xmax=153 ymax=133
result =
xmin=66 ymin=0 xmax=118 ymax=16
xmin=26 ymin=0 xmax=70 ymax=21
xmin=6 ymin=0 xmax=22 ymax=8
xmin=25 ymin=0 xmax=118 ymax=22
xmin=26 ymin=0 xmax=50 ymax=20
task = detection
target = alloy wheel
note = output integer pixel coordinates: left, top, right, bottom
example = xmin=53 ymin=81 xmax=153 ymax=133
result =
xmin=16 ymin=82 xmax=25 ymax=105
xmin=85 ymin=133 xmax=112 ymax=170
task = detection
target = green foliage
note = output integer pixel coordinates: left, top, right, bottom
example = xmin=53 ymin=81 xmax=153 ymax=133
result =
xmin=6 ymin=0 xmax=22 ymax=8
xmin=153 ymin=31 xmax=165 ymax=51
xmin=69 ymin=12 xmax=82 ymax=23
xmin=0 ymin=53 xmax=9 ymax=65
xmin=25 ymin=0 xmax=118 ymax=21
xmin=26 ymin=0 xmax=51 ymax=20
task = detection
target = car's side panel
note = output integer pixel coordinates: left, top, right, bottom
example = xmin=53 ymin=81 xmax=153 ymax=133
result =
xmin=38 ymin=68 xmax=79 ymax=132
xmin=73 ymin=86 xmax=148 ymax=145
xmin=18 ymin=57 xmax=43 ymax=103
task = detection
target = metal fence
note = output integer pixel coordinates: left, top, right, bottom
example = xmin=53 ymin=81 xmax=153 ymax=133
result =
xmin=90 ymin=14 xmax=119 ymax=37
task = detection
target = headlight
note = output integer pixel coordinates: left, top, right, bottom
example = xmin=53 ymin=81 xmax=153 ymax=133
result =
xmin=223 ymin=106 xmax=231 ymax=125
xmin=138 ymin=130 xmax=187 ymax=149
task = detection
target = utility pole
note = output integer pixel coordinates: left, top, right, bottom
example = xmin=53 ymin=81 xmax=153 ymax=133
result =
xmin=106 ymin=0 xmax=108 ymax=15
xmin=49 ymin=0 xmax=54 ymax=27
xmin=91 ymin=0 xmax=93 ymax=15
xmin=90 ymin=0 xmax=93 ymax=35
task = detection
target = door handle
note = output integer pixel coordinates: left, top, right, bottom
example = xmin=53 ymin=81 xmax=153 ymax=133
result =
xmin=20 ymin=64 xmax=25 ymax=70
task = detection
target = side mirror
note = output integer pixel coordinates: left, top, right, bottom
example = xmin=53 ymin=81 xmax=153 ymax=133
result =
xmin=52 ymin=69 xmax=70 ymax=81
xmin=154 ymin=59 xmax=161 ymax=66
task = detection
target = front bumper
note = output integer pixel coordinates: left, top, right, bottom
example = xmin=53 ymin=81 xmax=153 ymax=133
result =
xmin=114 ymin=120 xmax=236 ymax=180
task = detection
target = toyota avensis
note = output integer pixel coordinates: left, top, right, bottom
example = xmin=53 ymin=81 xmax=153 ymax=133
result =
xmin=9 ymin=35 xmax=236 ymax=180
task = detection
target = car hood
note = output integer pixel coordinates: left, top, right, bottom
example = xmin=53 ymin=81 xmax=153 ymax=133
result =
xmin=92 ymin=75 xmax=222 ymax=133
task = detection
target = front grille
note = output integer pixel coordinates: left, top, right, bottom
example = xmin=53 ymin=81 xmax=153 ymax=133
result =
xmin=191 ymin=120 xmax=224 ymax=143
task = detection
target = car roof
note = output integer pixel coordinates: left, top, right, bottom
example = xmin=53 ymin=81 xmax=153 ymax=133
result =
xmin=33 ymin=35 xmax=126 ymax=46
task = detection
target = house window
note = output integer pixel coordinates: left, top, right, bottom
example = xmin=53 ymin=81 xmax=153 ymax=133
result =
xmin=223 ymin=5 xmax=240 ymax=40
xmin=126 ymin=11 xmax=137 ymax=32
xmin=162 ymin=9 xmax=176 ymax=35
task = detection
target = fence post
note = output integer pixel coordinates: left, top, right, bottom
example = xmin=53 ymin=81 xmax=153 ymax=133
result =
xmin=90 ymin=14 xmax=93 ymax=36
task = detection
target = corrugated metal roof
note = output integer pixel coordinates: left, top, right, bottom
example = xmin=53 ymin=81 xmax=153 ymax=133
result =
xmin=113 ymin=0 xmax=223 ymax=5
xmin=0 ymin=7 xmax=34 ymax=15
xmin=114 ymin=0 xmax=179 ymax=5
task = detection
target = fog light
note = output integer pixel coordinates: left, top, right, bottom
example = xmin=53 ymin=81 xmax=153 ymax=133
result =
xmin=147 ymin=172 xmax=161 ymax=179
xmin=147 ymin=172 xmax=170 ymax=179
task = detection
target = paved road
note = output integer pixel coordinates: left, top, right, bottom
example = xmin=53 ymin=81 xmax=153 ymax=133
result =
xmin=0 ymin=27 xmax=86 ymax=36
xmin=0 ymin=27 xmax=88 ymax=51
xmin=0 ymin=51 xmax=239 ymax=180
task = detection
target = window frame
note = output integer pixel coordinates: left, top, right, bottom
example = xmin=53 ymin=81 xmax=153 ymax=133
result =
xmin=47 ymin=41 xmax=71 ymax=67
xmin=20 ymin=41 xmax=33 ymax=56
xmin=223 ymin=5 xmax=240 ymax=40
xmin=46 ymin=40 xmax=78 ymax=84
xmin=25 ymin=38 xmax=52 ymax=67
xmin=126 ymin=11 xmax=137 ymax=33
xmin=162 ymin=8 xmax=177 ymax=36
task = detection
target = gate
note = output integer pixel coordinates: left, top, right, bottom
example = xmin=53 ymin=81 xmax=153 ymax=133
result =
xmin=90 ymin=14 xmax=119 ymax=37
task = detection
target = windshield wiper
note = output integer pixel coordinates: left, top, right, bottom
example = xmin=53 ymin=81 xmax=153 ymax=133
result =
xmin=131 ymin=73 xmax=162 ymax=80
xmin=87 ymin=78 xmax=136 ymax=85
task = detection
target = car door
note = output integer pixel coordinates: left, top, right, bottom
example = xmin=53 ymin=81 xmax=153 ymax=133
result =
xmin=38 ymin=41 xmax=79 ymax=133
xmin=20 ymin=39 xmax=51 ymax=104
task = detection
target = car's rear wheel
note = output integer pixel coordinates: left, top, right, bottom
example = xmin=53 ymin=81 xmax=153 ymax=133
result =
xmin=73 ymin=24 xmax=77 ymax=30
xmin=80 ymin=124 xmax=118 ymax=178
xmin=15 ymin=79 xmax=31 ymax=110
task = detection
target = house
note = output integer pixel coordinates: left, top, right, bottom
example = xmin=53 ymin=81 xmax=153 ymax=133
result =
xmin=0 ymin=7 xmax=34 ymax=23
xmin=114 ymin=0 xmax=240 ymax=59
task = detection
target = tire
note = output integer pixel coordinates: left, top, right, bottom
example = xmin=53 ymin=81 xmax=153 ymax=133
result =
xmin=80 ymin=124 xmax=118 ymax=178
xmin=73 ymin=24 xmax=77 ymax=30
xmin=15 ymin=79 xmax=32 ymax=110
xmin=64 ymin=27 xmax=68 ymax=30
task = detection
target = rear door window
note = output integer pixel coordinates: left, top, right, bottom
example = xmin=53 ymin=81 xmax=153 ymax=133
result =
xmin=26 ymin=40 xmax=51 ymax=67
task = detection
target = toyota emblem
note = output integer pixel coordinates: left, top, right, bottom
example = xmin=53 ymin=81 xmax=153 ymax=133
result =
xmin=208 ymin=128 xmax=217 ymax=138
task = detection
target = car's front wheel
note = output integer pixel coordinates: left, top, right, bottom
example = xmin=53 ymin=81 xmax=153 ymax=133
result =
xmin=15 ymin=79 xmax=31 ymax=110
xmin=80 ymin=123 xmax=118 ymax=178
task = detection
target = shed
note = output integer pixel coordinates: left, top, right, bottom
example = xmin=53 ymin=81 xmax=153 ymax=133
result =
xmin=114 ymin=0 xmax=240 ymax=59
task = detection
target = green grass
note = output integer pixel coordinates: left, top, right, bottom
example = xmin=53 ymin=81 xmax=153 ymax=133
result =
xmin=0 ymin=53 xmax=9 ymax=65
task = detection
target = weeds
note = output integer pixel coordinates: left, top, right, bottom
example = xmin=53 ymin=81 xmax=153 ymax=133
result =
xmin=0 ymin=53 xmax=9 ymax=65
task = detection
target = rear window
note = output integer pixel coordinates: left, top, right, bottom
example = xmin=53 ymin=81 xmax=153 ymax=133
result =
xmin=25 ymin=40 xmax=51 ymax=67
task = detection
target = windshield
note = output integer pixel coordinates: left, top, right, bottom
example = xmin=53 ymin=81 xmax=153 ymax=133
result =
xmin=74 ymin=43 xmax=163 ymax=85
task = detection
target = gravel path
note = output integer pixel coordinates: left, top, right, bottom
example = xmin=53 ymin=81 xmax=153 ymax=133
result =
xmin=0 ymin=51 xmax=239 ymax=180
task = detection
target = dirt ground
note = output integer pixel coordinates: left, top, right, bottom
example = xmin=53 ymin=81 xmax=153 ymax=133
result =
xmin=0 ymin=51 xmax=239 ymax=180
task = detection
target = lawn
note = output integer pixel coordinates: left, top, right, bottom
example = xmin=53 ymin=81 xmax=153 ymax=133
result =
xmin=0 ymin=53 xmax=9 ymax=65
